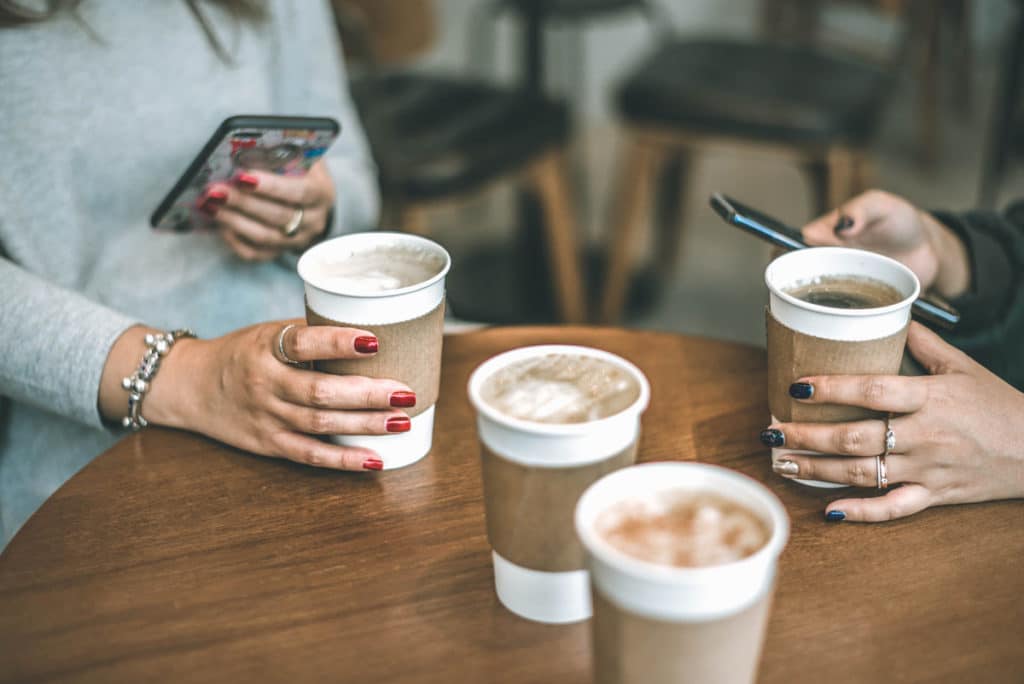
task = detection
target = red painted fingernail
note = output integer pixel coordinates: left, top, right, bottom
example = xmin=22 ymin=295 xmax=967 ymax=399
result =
xmin=204 ymin=187 xmax=229 ymax=202
xmin=362 ymin=458 xmax=384 ymax=471
xmin=389 ymin=391 xmax=416 ymax=408
xmin=199 ymin=198 xmax=221 ymax=216
xmin=386 ymin=416 xmax=411 ymax=433
xmin=234 ymin=172 xmax=259 ymax=189
xmin=354 ymin=336 xmax=378 ymax=354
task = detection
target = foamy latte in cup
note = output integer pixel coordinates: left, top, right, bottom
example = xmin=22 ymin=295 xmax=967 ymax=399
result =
xmin=298 ymin=232 xmax=451 ymax=470
xmin=467 ymin=346 xmax=650 ymax=624
xmin=576 ymin=462 xmax=789 ymax=684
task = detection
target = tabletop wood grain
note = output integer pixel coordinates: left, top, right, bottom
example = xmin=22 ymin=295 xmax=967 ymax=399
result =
xmin=1 ymin=327 xmax=1021 ymax=684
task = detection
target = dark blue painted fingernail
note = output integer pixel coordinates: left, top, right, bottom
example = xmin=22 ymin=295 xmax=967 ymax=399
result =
xmin=826 ymin=510 xmax=846 ymax=522
xmin=789 ymin=382 xmax=814 ymax=399
xmin=834 ymin=215 xmax=854 ymax=233
xmin=760 ymin=428 xmax=785 ymax=448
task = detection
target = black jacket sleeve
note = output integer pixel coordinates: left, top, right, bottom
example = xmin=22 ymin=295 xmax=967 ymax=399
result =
xmin=931 ymin=201 xmax=1024 ymax=390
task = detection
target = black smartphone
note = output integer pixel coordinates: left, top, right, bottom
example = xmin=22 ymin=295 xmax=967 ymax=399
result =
xmin=151 ymin=115 xmax=340 ymax=233
xmin=709 ymin=192 xmax=961 ymax=329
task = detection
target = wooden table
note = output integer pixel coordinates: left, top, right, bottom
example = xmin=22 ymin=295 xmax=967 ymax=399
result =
xmin=1 ymin=327 xmax=1021 ymax=683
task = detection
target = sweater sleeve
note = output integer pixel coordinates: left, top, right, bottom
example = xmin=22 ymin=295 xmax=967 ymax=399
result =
xmin=931 ymin=202 xmax=1024 ymax=389
xmin=0 ymin=257 xmax=138 ymax=429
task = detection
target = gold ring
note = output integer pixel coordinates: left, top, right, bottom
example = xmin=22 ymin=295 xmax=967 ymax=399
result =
xmin=282 ymin=208 xmax=303 ymax=237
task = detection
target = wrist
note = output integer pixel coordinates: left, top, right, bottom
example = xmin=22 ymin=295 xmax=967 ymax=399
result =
xmin=922 ymin=211 xmax=971 ymax=299
xmin=140 ymin=336 xmax=206 ymax=430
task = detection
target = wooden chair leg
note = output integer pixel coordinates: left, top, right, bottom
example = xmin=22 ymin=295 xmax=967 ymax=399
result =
xmin=849 ymin=151 xmax=872 ymax=198
xmin=528 ymin=152 xmax=586 ymax=324
xmin=652 ymin=148 xmax=693 ymax=283
xmin=803 ymin=157 xmax=831 ymax=216
xmin=398 ymin=205 xmax=431 ymax=236
xmin=599 ymin=136 xmax=660 ymax=324
xmin=826 ymin=146 xmax=855 ymax=211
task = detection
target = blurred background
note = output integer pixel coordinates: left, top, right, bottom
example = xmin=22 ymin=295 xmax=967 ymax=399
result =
xmin=333 ymin=0 xmax=1023 ymax=346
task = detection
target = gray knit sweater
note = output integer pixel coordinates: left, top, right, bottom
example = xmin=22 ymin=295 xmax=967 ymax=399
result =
xmin=0 ymin=0 xmax=380 ymax=547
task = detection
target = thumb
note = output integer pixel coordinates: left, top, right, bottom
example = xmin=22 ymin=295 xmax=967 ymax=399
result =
xmin=906 ymin=321 xmax=974 ymax=375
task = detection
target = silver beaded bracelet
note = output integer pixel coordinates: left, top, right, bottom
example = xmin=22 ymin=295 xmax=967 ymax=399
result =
xmin=121 ymin=329 xmax=196 ymax=431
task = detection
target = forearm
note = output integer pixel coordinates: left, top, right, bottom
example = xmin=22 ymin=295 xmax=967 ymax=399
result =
xmin=0 ymin=259 xmax=138 ymax=428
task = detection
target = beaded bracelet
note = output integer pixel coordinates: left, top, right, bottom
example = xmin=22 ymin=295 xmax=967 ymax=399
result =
xmin=121 ymin=329 xmax=196 ymax=430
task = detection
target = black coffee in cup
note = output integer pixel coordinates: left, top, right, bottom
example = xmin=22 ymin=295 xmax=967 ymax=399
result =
xmin=784 ymin=275 xmax=904 ymax=310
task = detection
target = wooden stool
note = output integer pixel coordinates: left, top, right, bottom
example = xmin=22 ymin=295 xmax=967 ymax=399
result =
xmin=600 ymin=38 xmax=889 ymax=323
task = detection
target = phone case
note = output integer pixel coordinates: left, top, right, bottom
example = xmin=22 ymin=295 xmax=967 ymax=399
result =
xmin=151 ymin=116 xmax=339 ymax=233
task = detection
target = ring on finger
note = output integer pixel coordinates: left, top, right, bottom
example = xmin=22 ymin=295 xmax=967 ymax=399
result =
xmin=876 ymin=453 xmax=889 ymax=489
xmin=275 ymin=324 xmax=302 ymax=366
xmin=282 ymin=207 xmax=304 ymax=237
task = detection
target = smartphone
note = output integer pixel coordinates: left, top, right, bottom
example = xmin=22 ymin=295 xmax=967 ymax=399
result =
xmin=709 ymin=192 xmax=961 ymax=329
xmin=151 ymin=115 xmax=340 ymax=233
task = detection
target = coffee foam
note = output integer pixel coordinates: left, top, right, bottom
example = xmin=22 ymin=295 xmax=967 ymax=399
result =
xmin=480 ymin=353 xmax=641 ymax=424
xmin=303 ymin=243 xmax=446 ymax=294
xmin=595 ymin=490 xmax=769 ymax=569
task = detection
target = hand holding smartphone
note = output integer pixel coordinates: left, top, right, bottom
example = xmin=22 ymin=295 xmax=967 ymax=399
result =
xmin=709 ymin=192 xmax=960 ymax=329
xmin=151 ymin=115 xmax=340 ymax=233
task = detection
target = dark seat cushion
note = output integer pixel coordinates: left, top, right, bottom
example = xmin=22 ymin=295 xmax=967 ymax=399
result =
xmin=617 ymin=39 xmax=891 ymax=145
xmin=351 ymin=73 xmax=570 ymax=200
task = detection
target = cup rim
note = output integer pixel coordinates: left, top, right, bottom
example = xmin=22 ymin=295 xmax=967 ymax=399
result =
xmin=765 ymin=247 xmax=921 ymax=318
xmin=297 ymin=231 xmax=452 ymax=299
xmin=575 ymin=462 xmax=790 ymax=583
xmin=466 ymin=345 xmax=651 ymax=436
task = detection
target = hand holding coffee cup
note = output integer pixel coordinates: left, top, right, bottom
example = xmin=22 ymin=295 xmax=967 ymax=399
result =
xmin=762 ymin=247 xmax=920 ymax=487
xmin=138 ymin=320 xmax=415 ymax=472
xmin=765 ymin=321 xmax=1024 ymax=522
xmin=298 ymin=232 xmax=450 ymax=469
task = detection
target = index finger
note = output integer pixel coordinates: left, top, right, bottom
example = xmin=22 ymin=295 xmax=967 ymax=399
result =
xmin=801 ymin=208 xmax=845 ymax=247
xmin=283 ymin=324 xmax=379 ymax=362
xmin=792 ymin=374 xmax=928 ymax=414
xmin=237 ymin=168 xmax=330 ymax=208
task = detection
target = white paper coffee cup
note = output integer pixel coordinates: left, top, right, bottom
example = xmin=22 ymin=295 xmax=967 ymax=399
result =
xmin=765 ymin=247 xmax=920 ymax=487
xmin=575 ymin=462 xmax=790 ymax=684
xmin=298 ymin=232 xmax=451 ymax=470
xmin=467 ymin=345 xmax=651 ymax=624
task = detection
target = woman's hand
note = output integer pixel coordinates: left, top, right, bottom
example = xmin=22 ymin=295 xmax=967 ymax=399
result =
xmin=200 ymin=161 xmax=336 ymax=261
xmin=765 ymin=322 xmax=1024 ymax=522
xmin=802 ymin=189 xmax=970 ymax=299
xmin=144 ymin=321 xmax=415 ymax=472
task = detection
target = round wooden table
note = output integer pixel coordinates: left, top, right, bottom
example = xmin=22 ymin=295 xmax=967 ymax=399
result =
xmin=1 ymin=327 xmax=1020 ymax=683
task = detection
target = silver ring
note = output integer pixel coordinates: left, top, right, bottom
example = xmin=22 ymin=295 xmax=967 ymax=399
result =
xmin=877 ymin=454 xmax=889 ymax=490
xmin=282 ymin=207 xmax=303 ymax=236
xmin=275 ymin=324 xmax=302 ymax=366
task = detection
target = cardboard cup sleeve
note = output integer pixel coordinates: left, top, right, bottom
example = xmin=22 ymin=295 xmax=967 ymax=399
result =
xmin=481 ymin=442 xmax=638 ymax=573
xmin=306 ymin=300 xmax=445 ymax=418
xmin=765 ymin=308 xmax=908 ymax=424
